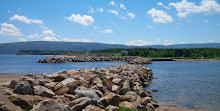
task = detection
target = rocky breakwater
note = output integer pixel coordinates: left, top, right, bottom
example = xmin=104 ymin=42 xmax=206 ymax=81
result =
xmin=37 ymin=56 xmax=152 ymax=64
xmin=1 ymin=64 xmax=158 ymax=111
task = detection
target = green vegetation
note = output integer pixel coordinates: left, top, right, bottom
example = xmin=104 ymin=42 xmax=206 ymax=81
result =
xmin=97 ymin=72 xmax=106 ymax=78
xmin=17 ymin=48 xmax=220 ymax=59
xmin=91 ymin=48 xmax=220 ymax=59
xmin=16 ymin=50 xmax=70 ymax=55
xmin=113 ymin=107 xmax=148 ymax=111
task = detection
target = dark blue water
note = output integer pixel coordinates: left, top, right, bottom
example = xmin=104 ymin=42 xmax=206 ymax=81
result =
xmin=147 ymin=61 xmax=220 ymax=111
xmin=0 ymin=55 xmax=126 ymax=74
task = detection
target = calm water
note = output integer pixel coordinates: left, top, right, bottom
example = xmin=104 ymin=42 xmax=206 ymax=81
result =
xmin=147 ymin=61 xmax=220 ymax=111
xmin=0 ymin=55 xmax=126 ymax=74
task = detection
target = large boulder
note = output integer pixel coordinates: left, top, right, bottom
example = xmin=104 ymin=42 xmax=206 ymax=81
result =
xmin=31 ymin=99 xmax=71 ymax=111
xmin=13 ymin=81 xmax=33 ymax=95
xmin=82 ymin=105 xmax=105 ymax=111
xmin=8 ymin=95 xmax=33 ymax=110
xmin=120 ymin=80 xmax=130 ymax=95
xmin=75 ymin=86 xmax=100 ymax=101
xmin=33 ymin=86 xmax=55 ymax=98
xmin=111 ymin=85 xmax=120 ymax=94
xmin=119 ymin=101 xmax=137 ymax=109
xmin=69 ymin=97 xmax=92 ymax=111
xmin=100 ymin=92 xmax=121 ymax=106
xmin=44 ymin=74 xmax=68 ymax=82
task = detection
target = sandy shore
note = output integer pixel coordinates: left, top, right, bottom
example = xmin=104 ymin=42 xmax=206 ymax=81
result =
xmin=0 ymin=74 xmax=203 ymax=111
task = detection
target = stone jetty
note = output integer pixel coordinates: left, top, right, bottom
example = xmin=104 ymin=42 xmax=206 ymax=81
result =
xmin=1 ymin=64 xmax=158 ymax=111
xmin=37 ymin=56 xmax=152 ymax=64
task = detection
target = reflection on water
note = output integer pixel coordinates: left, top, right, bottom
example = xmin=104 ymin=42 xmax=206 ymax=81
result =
xmin=147 ymin=61 xmax=220 ymax=111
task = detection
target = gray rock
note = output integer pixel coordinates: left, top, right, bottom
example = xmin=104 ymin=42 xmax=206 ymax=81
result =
xmin=111 ymin=85 xmax=120 ymax=94
xmin=69 ymin=97 xmax=92 ymax=111
xmin=33 ymin=86 xmax=55 ymax=98
xmin=13 ymin=81 xmax=33 ymax=95
xmin=75 ymin=86 xmax=100 ymax=101
xmin=31 ymin=99 xmax=71 ymax=111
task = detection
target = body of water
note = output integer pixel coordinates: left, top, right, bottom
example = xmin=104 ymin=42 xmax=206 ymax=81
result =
xmin=0 ymin=55 xmax=126 ymax=74
xmin=147 ymin=61 xmax=220 ymax=111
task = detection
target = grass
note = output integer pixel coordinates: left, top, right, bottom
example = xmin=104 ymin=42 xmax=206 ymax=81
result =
xmin=97 ymin=72 xmax=106 ymax=78
xmin=113 ymin=107 xmax=148 ymax=111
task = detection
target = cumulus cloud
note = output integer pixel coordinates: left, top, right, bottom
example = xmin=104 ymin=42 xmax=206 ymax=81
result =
xmin=42 ymin=36 xmax=92 ymax=42
xmin=120 ymin=3 xmax=126 ymax=9
xmin=147 ymin=8 xmax=174 ymax=23
xmin=204 ymin=19 xmax=209 ymax=22
xmin=109 ymin=1 xmax=115 ymax=6
xmin=10 ymin=14 xmax=43 ymax=24
xmin=93 ymin=26 xmax=98 ymax=29
xmin=157 ymin=2 xmax=170 ymax=9
xmin=28 ymin=34 xmax=39 ymax=39
xmin=60 ymin=38 xmax=92 ymax=42
xmin=0 ymin=23 xmax=23 ymax=37
xmin=42 ymin=36 xmax=59 ymax=41
xmin=125 ymin=38 xmax=162 ymax=46
xmin=18 ymin=38 xmax=27 ymax=42
xmin=127 ymin=12 xmax=136 ymax=19
xmin=108 ymin=10 xmax=119 ymax=16
xmin=169 ymin=0 xmax=220 ymax=18
xmin=97 ymin=8 xmax=104 ymax=13
xmin=42 ymin=30 xmax=55 ymax=36
xmin=66 ymin=14 xmax=94 ymax=26
xmin=102 ymin=29 xmax=113 ymax=34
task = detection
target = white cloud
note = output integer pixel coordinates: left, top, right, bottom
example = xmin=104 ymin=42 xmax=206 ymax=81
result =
xmin=120 ymin=3 xmax=126 ymax=9
xmin=157 ymin=2 xmax=170 ymax=9
xmin=108 ymin=10 xmax=119 ymax=16
xmin=209 ymin=39 xmax=215 ymax=42
xmin=147 ymin=25 xmax=153 ymax=29
xmin=42 ymin=36 xmax=59 ymax=41
xmin=109 ymin=1 xmax=115 ymax=6
xmin=28 ymin=33 xmax=39 ymax=39
xmin=204 ymin=19 xmax=209 ymax=22
xmin=42 ymin=36 xmax=92 ymax=42
xmin=66 ymin=14 xmax=94 ymax=26
xmin=169 ymin=0 xmax=220 ymax=18
xmin=97 ymin=8 xmax=104 ymax=13
xmin=90 ymin=34 xmax=94 ymax=36
xmin=106 ymin=42 xmax=116 ymax=44
xmin=102 ymin=29 xmax=113 ymax=34
xmin=89 ymin=7 xmax=94 ymax=13
xmin=125 ymin=40 xmax=154 ymax=46
xmin=147 ymin=8 xmax=174 ymax=23
xmin=61 ymin=38 xmax=92 ymax=42
xmin=0 ymin=23 xmax=23 ymax=37
xmin=127 ymin=38 xmax=173 ymax=46
xmin=42 ymin=30 xmax=55 ymax=36
xmin=127 ymin=12 xmax=136 ymax=19
xmin=18 ymin=38 xmax=27 ymax=42
xmin=10 ymin=14 xmax=43 ymax=24
xmin=93 ymin=26 xmax=98 ymax=29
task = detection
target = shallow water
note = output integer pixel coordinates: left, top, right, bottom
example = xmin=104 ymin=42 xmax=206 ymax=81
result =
xmin=0 ymin=55 xmax=126 ymax=74
xmin=147 ymin=61 xmax=220 ymax=111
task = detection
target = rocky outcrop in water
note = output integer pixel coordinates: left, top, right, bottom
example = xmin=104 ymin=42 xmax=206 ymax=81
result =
xmin=37 ymin=56 xmax=152 ymax=64
xmin=1 ymin=64 xmax=158 ymax=111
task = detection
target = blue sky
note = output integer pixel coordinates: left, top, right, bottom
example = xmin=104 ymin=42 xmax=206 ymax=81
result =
xmin=0 ymin=0 xmax=220 ymax=46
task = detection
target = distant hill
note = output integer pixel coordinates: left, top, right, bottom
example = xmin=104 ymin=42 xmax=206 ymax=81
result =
xmin=0 ymin=41 xmax=220 ymax=54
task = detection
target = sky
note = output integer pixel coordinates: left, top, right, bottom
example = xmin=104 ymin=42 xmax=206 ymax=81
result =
xmin=0 ymin=0 xmax=220 ymax=46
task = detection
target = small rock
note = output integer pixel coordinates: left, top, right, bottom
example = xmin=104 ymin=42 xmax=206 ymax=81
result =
xmin=105 ymin=105 xmax=119 ymax=111
xmin=119 ymin=101 xmax=137 ymax=109
xmin=75 ymin=86 xmax=100 ymax=101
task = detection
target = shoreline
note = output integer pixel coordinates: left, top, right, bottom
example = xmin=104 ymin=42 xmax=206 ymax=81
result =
xmin=0 ymin=74 xmax=202 ymax=111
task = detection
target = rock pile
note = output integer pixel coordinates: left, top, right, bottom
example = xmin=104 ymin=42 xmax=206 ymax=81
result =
xmin=2 ymin=64 xmax=158 ymax=111
xmin=37 ymin=56 xmax=152 ymax=64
